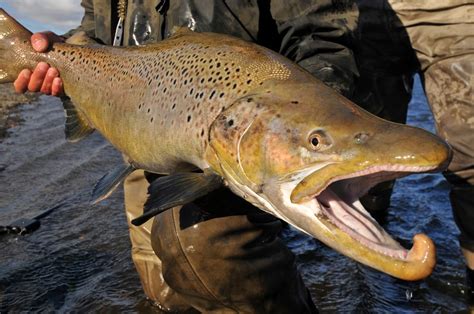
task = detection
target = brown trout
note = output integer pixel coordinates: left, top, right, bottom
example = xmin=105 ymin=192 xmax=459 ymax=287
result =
xmin=0 ymin=9 xmax=451 ymax=281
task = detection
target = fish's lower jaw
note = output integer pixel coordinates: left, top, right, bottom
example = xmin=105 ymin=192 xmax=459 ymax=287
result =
xmin=226 ymin=170 xmax=437 ymax=281
xmin=313 ymin=183 xmax=436 ymax=280
xmin=316 ymin=215 xmax=436 ymax=281
xmin=403 ymin=234 xmax=436 ymax=280
xmin=372 ymin=233 xmax=436 ymax=281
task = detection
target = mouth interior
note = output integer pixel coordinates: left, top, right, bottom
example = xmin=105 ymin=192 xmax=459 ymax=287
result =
xmin=315 ymin=169 xmax=411 ymax=259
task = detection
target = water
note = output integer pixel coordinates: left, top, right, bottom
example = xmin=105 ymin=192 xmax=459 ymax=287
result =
xmin=0 ymin=77 xmax=472 ymax=312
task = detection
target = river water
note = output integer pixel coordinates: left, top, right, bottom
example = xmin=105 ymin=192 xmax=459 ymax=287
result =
xmin=0 ymin=77 xmax=472 ymax=312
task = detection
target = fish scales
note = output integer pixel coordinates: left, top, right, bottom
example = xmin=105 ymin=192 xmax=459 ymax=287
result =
xmin=36 ymin=32 xmax=301 ymax=173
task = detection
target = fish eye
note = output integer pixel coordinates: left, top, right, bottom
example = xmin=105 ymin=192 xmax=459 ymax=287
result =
xmin=308 ymin=130 xmax=330 ymax=151
xmin=309 ymin=133 xmax=322 ymax=150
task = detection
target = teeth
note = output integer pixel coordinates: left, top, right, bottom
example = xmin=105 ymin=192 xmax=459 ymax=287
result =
xmin=328 ymin=200 xmax=383 ymax=242
xmin=318 ymin=188 xmax=385 ymax=243
xmin=316 ymin=182 xmax=410 ymax=260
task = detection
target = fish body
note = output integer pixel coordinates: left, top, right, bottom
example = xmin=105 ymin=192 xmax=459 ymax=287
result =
xmin=0 ymin=9 xmax=452 ymax=281
xmin=4 ymin=26 xmax=301 ymax=173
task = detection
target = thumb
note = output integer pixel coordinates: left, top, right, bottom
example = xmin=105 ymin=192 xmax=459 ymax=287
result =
xmin=31 ymin=32 xmax=64 ymax=52
xmin=31 ymin=33 xmax=50 ymax=52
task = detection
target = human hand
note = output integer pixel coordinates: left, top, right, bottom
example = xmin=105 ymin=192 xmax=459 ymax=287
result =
xmin=13 ymin=32 xmax=64 ymax=96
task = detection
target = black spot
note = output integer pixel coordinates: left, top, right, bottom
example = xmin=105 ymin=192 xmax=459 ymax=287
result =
xmin=291 ymin=101 xmax=299 ymax=104
xmin=187 ymin=115 xmax=192 ymax=122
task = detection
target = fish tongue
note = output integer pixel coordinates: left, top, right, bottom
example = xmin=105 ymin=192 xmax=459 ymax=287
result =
xmin=318 ymin=188 xmax=386 ymax=243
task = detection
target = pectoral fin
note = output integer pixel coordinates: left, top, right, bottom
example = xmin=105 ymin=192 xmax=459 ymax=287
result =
xmin=62 ymin=96 xmax=94 ymax=142
xmin=91 ymin=163 xmax=136 ymax=204
xmin=131 ymin=171 xmax=223 ymax=226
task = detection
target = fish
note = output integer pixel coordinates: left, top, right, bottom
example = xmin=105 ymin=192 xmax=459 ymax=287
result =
xmin=0 ymin=9 xmax=451 ymax=281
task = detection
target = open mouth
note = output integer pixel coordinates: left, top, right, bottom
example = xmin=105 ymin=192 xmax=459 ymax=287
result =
xmin=307 ymin=165 xmax=437 ymax=261
xmin=228 ymin=160 xmax=439 ymax=279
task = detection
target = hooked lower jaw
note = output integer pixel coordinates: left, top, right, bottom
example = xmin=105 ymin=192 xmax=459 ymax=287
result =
xmin=283 ymin=165 xmax=439 ymax=280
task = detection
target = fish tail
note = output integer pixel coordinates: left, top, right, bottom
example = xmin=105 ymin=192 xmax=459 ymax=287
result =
xmin=0 ymin=9 xmax=33 ymax=83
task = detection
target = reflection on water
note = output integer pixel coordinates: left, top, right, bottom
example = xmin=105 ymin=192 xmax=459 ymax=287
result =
xmin=0 ymin=77 xmax=471 ymax=312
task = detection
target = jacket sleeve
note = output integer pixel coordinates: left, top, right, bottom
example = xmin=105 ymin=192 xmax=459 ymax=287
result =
xmin=271 ymin=1 xmax=358 ymax=97
xmin=63 ymin=0 xmax=96 ymax=39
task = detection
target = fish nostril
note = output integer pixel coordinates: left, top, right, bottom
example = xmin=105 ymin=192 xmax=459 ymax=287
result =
xmin=354 ymin=132 xmax=370 ymax=144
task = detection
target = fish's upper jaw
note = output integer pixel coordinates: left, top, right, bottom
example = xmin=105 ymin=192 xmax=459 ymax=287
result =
xmin=291 ymin=163 xmax=442 ymax=203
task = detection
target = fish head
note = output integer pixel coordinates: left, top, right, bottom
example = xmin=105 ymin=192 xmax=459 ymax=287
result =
xmin=207 ymin=80 xmax=451 ymax=281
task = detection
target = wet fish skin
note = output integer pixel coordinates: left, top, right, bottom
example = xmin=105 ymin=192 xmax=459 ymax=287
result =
xmin=3 ymin=22 xmax=302 ymax=174
xmin=0 ymin=9 xmax=452 ymax=281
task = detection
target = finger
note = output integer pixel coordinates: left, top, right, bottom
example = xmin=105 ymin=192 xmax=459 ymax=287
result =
xmin=31 ymin=32 xmax=64 ymax=52
xmin=13 ymin=69 xmax=32 ymax=93
xmin=28 ymin=62 xmax=49 ymax=92
xmin=51 ymin=77 xmax=64 ymax=96
xmin=31 ymin=33 xmax=50 ymax=52
xmin=40 ymin=67 xmax=59 ymax=94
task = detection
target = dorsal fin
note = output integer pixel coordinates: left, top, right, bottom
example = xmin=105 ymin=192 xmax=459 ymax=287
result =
xmin=61 ymin=96 xmax=94 ymax=142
